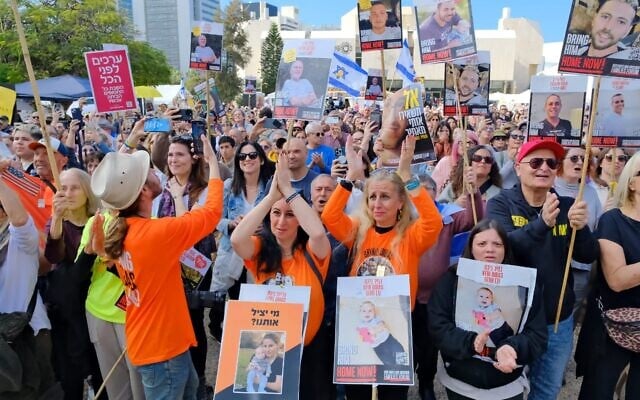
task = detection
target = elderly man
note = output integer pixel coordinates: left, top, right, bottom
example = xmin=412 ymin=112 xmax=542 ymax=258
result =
xmin=487 ymin=140 xmax=599 ymax=400
xmin=305 ymin=122 xmax=334 ymax=174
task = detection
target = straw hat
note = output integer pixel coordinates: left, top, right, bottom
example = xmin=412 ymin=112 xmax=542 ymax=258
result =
xmin=91 ymin=151 xmax=150 ymax=210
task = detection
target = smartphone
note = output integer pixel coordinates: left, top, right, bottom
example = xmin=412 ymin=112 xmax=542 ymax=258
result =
xmin=144 ymin=118 xmax=172 ymax=133
xmin=179 ymin=109 xmax=193 ymax=122
xmin=191 ymin=120 xmax=206 ymax=154
xmin=263 ymin=118 xmax=283 ymax=129
xmin=370 ymin=111 xmax=381 ymax=132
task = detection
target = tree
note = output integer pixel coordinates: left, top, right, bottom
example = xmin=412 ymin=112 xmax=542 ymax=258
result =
xmin=260 ymin=23 xmax=283 ymax=95
xmin=0 ymin=0 xmax=172 ymax=85
xmin=215 ymin=0 xmax=251 ymax=102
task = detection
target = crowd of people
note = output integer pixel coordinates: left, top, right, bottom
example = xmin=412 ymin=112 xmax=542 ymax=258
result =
xmin=0 ymin=94 xmax=638 ymax=400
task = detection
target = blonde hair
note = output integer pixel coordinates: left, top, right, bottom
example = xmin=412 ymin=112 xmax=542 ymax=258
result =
xmin=613 ymin=151 xmax=640 ymax=209
xmin=60 ymin=168 xmax=99 ymax=217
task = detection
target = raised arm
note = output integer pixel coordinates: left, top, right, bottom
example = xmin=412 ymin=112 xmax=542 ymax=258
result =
xmin=0 ymin=173 xmax=28 ymax=227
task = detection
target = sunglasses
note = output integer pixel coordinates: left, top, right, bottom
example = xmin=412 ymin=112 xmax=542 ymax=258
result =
xmin=238 ymin=151 xmax=259 ymax=161
xmin=605 ymin=154 xmax=627 ymax=162
xmin=510 ymin=133 xmax=526 ymax=141
xmin=293 ymin=127 xmax=303 ymax=131
xmin=521 ymin=157 xmax=559 ymax=170
xmin=471 ymin=154 xmax=494 ymax=164
xmin=567 ymin=155 xmax=585 ymax=163
xmin=314 ymin=132 xmax=323 ymax=137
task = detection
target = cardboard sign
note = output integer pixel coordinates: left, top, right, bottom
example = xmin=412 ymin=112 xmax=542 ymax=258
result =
xmin=84 ymin=49 xmax=137 ymax=113
xmin=414 ymin=0 xmax=477 ymax=63
xmin=593 ymin=77 xmax=640 ymax=147
xmin=334 ymin=275 xmax=413 ymax=385
xmin=358 ymin=0 xmax=403 ymax=52
xmin=0 ymin=87 xmax=16 ymax=123
xmin=558 ymin=0 xmax=640 ymax=77
xmin=190 ymin=21 xmax=223 ymax=71
xmin=365 ymin=73 xmax=384 ymax=101
xmin=443 ymin=51 xmax=490 ymax=117
xmin=244 ymin=76 xmax=257 ymax=94
xmin=193 ymin=78 xmax=225 ymax=117
xmin=180 ymin=247 xmax=212 ymax=290
xmin=527 ymin=75 xmax=588 ymax=147
xmin=214 ymin=301 xmax=304 ymax=399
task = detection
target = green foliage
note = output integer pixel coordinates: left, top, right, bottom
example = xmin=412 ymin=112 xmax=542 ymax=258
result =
xmin=214 ymin=0 xmax=251 ymax=102
xmin=260 ymin=23 xmax=283 ymax=95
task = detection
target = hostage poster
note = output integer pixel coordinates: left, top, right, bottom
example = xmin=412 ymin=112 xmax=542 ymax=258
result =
xmin=593 ymin=76 xmax=640 ymax=147
xmin=358 ymin=0 xmax=403 ymax=51
xmin=443 ymin=51 xmax=490 ymax=117
xmin=334 ymin=275 xmax=414 ymax=385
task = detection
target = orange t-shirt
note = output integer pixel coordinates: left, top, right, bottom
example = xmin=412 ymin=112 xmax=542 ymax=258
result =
xmin=244 ymin=236 xmax=329 ymax=345
xmin=321 ymin=185 xmax=443 ymax=309
xmin=116 ymin=178 xmax=223 ymax=366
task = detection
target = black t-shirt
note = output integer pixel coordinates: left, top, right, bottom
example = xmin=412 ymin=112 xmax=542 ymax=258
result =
xmin=266 ymin=356 xmax=283 ymax=383
xmin=597 ymin=208 xmax=640 ymax=308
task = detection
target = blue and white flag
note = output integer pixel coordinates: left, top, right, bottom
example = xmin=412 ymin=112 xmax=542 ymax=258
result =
xmin=328 ymin=52 xmax=368 ymax=97
xmin=396 ymin=39 xmax=416 ymax=88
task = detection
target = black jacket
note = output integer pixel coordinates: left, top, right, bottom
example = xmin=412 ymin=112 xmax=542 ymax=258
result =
xmin=428 ymin=268 xmax=547 ymax=389
xmin=486 ymin=185 xmax=600 ymax=323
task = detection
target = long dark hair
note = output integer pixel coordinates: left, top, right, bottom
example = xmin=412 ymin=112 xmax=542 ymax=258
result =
xmin=167 ymin=136 xmax=207 ymax=206
xmin=461 ymin=219 xmax=514 ymax=265
xmin=256 ymin=208 xmax=309 ymax=276
xmin=451 ymin=145 xmax=502 ymax=198
xmin=231 ymin=141 xmax=274 ymax=197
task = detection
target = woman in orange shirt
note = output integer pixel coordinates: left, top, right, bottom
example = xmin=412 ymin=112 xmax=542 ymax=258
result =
xmin=321 ymin=135 xmax=443 ymax=400
xmin=231 ymin=153 xmax=331 ymax=399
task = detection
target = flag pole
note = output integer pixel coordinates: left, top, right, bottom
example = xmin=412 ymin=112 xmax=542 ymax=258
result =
xmin=206 ymin=72 xmax=212 ymax=139
xmin=380 ymin=50 xmax=387 ymax=100
xmin=9 ymin=0 xmax=60 ymax=189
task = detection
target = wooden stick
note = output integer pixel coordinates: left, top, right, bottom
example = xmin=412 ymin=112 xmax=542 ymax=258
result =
xmin=9 ymin=0 xmax=60 ymax=189
xmin=380 ymin=50 xmax=387 ymax=100
xmin=94 ymin=347 xmax=127 ymax=398
xmin=206 ymin=73 xmax=211 ymax=139
xmin=371 ymin=384 xmax=378 ymax=400
xmin=553 ymin=76 xmax=601 ymax=332
xmin=453 ymin=70 xmax=477 ymax=224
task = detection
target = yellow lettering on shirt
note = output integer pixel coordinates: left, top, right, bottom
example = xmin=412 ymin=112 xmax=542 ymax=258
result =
xmin=552 ymin=223 xmax=568 ymax=237
xmin=511 ymin=215 xmax=528 ymax=227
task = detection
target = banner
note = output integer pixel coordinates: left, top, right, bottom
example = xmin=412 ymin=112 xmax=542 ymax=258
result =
xmin=190 ymin=21 xmax=223 ymax=71
xmin=593 ymin=76 xmax=640 ymax=147
xmin=214 ymin=301 xmax=304 ymax=399
xmin=378 ymin=83 xmax=435 ymax=167
xmin=414 ymin=0 xmax=477 ymax=63
xmin=528 ymin=75 xmax=588 ymax=147
xmin=0 ymin=87 xmax=16 ymax=123
xmin=244 ymin=76 xmax=257 ymax=94
xmin=274 ymin=39 xmax=333 ymax=121
xmin=558 ymin=0 xmax=640 ymax=77
xmin=443 ymin=51 xmax=490 ymax=117
xmin=84 ymin=49 xmax=137 ymax=113
xmin=358 ymin=0 xmax=403 ymax=51
xmin=455 ymin=258 xmax=537 ymax=362
xmin=334 ymin=275 xmax=413 ymax=385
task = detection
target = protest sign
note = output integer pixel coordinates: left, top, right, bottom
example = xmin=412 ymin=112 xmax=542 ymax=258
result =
xmin=443 ymin=51 xmax=490 ymax=117
xmin=180 ymin=247 xmax=212 ymax=290
xmin=377 ymin=83 xmax=435 ymax=167
xmin=193 ymin=78 xmax=225 ymax=116
xmin=0 ymin=87 xmax=16 ymax=123
xmin=334 ymin=275 xmax=413 ymax=385
xmin=528 ymin=75 xmax=588 ymax=147
xmin=559 ymin=0 xmax=640 ymax=78
xmin=84 ymin=49 xmax=137 ymax=113
xmin=358 ymin=0 xmax=403 ymax=51
xmin=455 ymin=258 xmax=537 ymax=362
xmin=414 ymin=0 xmax=477 ymax=63
xmin=189 ymin=21 xmax=223 ymax=71
xmin=365 ymin=70 xmax=384 ymax=101
xmin=274 ymin=39 xmax=333 ymax=121
xmin=593 ymin=76 xmax=640 ymax=147
xmin=214 ymin=301 xmax=304 ymax=399
xmin=244 ymin=76 xmax=257 ymax=94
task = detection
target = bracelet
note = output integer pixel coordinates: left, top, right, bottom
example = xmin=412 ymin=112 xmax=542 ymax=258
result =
xmin=123 ymin=140 xmax=134 ymax=150
xmin=404 ymin=177 xmax=420 ymax=191
xmin=339 ymin=179 xmax=354 ymax=191
xmin=285 ymin=191 xmax=300 ymax=204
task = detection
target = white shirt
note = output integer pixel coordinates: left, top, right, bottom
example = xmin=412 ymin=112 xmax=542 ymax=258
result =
xmin=0 ymin=217 xmax=51 ymax=335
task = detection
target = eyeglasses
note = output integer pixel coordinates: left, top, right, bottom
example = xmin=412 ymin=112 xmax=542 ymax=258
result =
xmin=492 ymin=136 xmax=506 ymax=141
xmin=293 ymin=127 xmax=303 ymax=131
xmin=429 ymin=118 xmax=439 ymax=122
xmin=509 ymin=133 xmax=526 ymax=141
xmin=567 ymin=155 xmax=585 ymax=163
xmin=521 ymin=158 xmax=559 ymax=170
xmin=471 ymin=154 xmax=494 ymax=164
xmin=605 ymin=154 xmax=627 ymax=162
xmin=238 ymin=151 xmax=259 ymax=161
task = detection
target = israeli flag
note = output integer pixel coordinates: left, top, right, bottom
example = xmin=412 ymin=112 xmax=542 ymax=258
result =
xmin=328 ymin=52 xmax=368 ymax=97
xmin=396 ymin=39 xmax=416 ymax=88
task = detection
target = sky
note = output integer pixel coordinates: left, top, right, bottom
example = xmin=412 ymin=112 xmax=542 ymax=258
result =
xmin=230 ymin=0 xmax=573 ymax=43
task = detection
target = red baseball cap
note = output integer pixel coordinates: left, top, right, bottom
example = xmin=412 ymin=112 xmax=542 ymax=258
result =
xmin=516 ymin=140 xmax=565 ymax=163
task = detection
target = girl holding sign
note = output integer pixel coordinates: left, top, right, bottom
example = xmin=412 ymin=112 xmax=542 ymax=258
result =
xmin=428 ymin=220 xmax=547 ymax=400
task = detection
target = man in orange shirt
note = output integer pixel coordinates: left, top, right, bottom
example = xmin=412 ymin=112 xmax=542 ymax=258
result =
xmin=91 ymin=135 xmax=222 ymax=400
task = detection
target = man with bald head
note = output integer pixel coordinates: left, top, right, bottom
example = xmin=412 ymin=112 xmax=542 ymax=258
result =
xmin=270 ymin=137 xmax=318 ymax=203
xmin=305 ymin=122 xmax=334 ymax=174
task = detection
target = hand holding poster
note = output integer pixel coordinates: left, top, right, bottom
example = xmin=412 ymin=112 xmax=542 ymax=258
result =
xmin=334 ymin=275 xmax=414 ymax=385
xmin=377 ymin=83 xmax=435 ymax=167
xmin=527 ymin=75 xmax=587 ymax=147
xmin=358 ymin=0 xmax=403 ymax=51
xmin=84 ymin=49 xmax=137 ymax=113
xmin=214 ymin=301 xmax=304 ymax=399
xmin=414 ymin=0 xmax=477 ymax=63
xmin=189 ymin=21 xmax=223 ymax=71
xmin=443 ymin=51 xmax=490 ymax=116
xmin=593 ymin=76 xmax=640 ymax=147
xmin=559 ymin=0 xmax=640 ymax=77
xmin=274 ymin=39 xmax=333 ymax=121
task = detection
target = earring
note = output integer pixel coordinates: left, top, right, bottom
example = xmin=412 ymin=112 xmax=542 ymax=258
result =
xmin=397 ymin=208 xmax=403 ymax=221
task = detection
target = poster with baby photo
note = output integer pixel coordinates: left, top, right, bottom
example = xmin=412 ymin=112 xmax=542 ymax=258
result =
xmin=274 ymin=39 xmax=334 ymax=121
xmin=358 ymin=0 xmax=403 ymax=52
xmin=592 ymin=76 xmax=640 ymax=147
xmin=239 ymin=284 xmax=311 ymax=342
xmin=189 ymin=21 xmax=223 ymax=71
xmin=414 ymin=0 xmax=477 ymax=63
xmin=334 ymin=275 xmax=414 ymax=385
xmin=455 ymin=258 xmax=537 ymax=363
xmin=214 ymin=301 xmax=304 ymax=400
xmin=528 ymin=75 xmax=588 ymax=147
xmin=443 ymin=51 xmax=490 ymax=117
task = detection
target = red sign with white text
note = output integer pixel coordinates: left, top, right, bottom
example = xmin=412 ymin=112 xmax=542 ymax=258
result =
xmin=84 ymin=49 xmax=137 ymax=112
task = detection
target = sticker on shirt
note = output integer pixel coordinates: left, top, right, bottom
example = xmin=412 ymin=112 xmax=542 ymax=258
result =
xmin=355 ymin=256 xmax=396 ymax=277
xmin=263 ymin=272 xmax=296 ymax=287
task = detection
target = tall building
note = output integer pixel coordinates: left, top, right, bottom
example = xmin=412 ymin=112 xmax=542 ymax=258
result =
xmin=243 ymin=2 xmax=277 ymax=19
xmin=194 ymin=0 xmax=221 ymax=22
xmin=117 ymin=0 xmax=134 ymax=21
